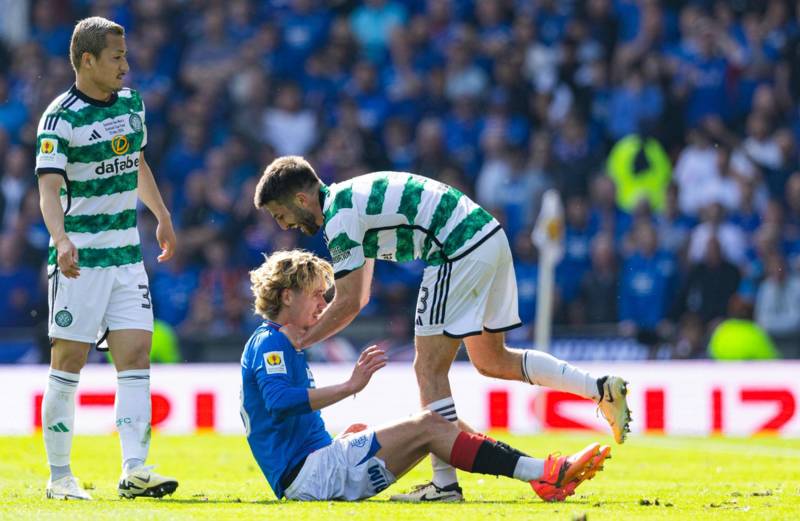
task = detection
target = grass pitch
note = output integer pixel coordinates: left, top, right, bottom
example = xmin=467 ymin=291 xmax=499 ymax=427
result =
xmin=1 ymin=432 xmax=798 ymax=520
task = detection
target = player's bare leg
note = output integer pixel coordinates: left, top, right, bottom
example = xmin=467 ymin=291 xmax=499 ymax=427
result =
xmin=109 ymin=329 xmax=178 ymax=499
xmin=390 ymin=334 xmax=465 ymax=502
xmin=44 ymin=339 xmax=92 ymax=500
xmin=374 ymin=411 xmax=609 ymax=502
xmin=464 ymin=330 xmax=632 ymax=443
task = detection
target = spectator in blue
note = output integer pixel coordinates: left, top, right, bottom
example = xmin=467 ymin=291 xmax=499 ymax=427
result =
xmin=672 ymin=19 xmax=731 ymax=126
xmin=382 ymin=117 xmax=416 ymax=172
xmin=607 ymin=65 xmax=663 ymax=140
xmin=347 ymin=61 xmax=391 ymax=132
xmin=127 ymin=42 xmax=172 ymax=146
xmin=655 ymin=183 xmax=696 ymax=255
xmin=382 ymin=28 xmax=426 ymax=121
xmin=474 ymin=0 xmax=512 ymax=62
xmin=619 ymin=222 xmax=675 ymax=342
xmin=533 ymin=0 xmax=569 ymax=46
xmin=444 ymin=35 xmax=489 ymax=102
xmin=579 ymin=234 xmax=619 ymax=325
xmin=227 ymin=0 xmax=261 ymax=45
xmin=443 ymin=95 xmax=485 ymax=177
xmin=0 ymin=76 xmax=27 ymax=142
xmin=728 ymin=177 xmax=762 ymax=236
xmin=1 ymin=146 xmax=31 ymax=233
xmin=163 ymin=123 xmax=208 ymax=204
xmin=350 ymin=0 xmax=407 ymax=62
xmin=181 ymin=7 xmax=239 ymax=91
xmin=281 ymin=0 xmax=331 ymax=67
xmin=556 ymin=195 xmax=594 ymax=310
xmin=672 ymin=236 xmax=742 ymax=331
xmin=150 ymin=250 xmax=200 ymax=328
xmin=731 ymin=11 xmax=781 ymax=118
xmin=0 ymin=233 xmax=38 ymax=328
xmin=512 ymin=231 xmax=539 ymax=341
xmin=30 ymin=0 xmax=72 ymax=58
xmin=588 ymin=175 xmax=632 ymax=243
xmin=552 ymin=114 xmax=602 ymax=199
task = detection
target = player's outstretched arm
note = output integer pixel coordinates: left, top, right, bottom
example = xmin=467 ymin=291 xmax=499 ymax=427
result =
xmin=308 ymin=345 xmax=386 ymax=410
xmin=284 ymin=259 xmax=375 ymax=349
xmin=38 ymin=174 xmax=80 ymax=278
xmin=137 ymin=152 xmax=176 ymax=262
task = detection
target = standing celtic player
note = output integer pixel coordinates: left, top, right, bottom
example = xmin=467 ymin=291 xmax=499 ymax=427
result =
xmin=36 ymin=17 xmax=178 ymax=500
xmin=254 ymin=156 xmax=632 ymax=502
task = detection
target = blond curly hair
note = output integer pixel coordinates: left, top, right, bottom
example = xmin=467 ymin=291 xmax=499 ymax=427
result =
xmin=250 ymin=249 xmax=334 ymax=320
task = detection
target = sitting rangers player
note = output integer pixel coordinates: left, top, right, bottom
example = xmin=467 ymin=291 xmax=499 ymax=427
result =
xmin=239 ymin=249 xmax=611 ymax=502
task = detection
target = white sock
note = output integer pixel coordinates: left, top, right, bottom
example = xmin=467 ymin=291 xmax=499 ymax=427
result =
xmin=425 ymin=397 xmax=459 ymax=487
xmin=43 ymin=369 xmax=79 ymax=473
xmin=521 ymin=350 xmax=600 ymax=400
xmin=116 ymin=369 xmax=151 ymax=472
xmin=512 ymin=456 xmax=546 ymax=482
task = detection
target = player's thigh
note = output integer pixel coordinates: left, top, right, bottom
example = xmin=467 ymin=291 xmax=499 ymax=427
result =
xmin=413 ymin=333 xmax=461 ymax=374
xmin=463 ymin=329 xmax=523 ymax=380
xmin=50 ymin=338 xmax=92 ymax=373
xmin=285 ymin=432 xmax=397 ymax=501
xmin=103 ymin=264 xmax=154 ymax=369
xmin=107 ymin=329 xmax=152 ymax=370
xmin=482 ymin=233 xmax=522 ymax=332
xmin=48 ymin=267 xmax=114 ymax=346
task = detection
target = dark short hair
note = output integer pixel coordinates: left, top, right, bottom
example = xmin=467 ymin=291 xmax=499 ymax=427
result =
xmin=254 ymin=156 xmax=321 ymax=209
xmin=70 ymin=17 xmax=125 ymax=72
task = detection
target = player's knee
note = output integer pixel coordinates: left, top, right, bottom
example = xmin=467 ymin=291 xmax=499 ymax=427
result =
xmin=417 ymin=410 xmax=449 ymax=437
xmin=473 ymin=358 xmax=503 ymax=378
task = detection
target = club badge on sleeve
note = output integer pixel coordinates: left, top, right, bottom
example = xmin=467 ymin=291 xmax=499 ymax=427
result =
xmin=264 ymin=351 xmax=287 ymax=374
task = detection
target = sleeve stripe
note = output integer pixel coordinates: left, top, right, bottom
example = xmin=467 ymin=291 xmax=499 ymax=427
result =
xmin=35 ymin=167 xmax=67 ymax=177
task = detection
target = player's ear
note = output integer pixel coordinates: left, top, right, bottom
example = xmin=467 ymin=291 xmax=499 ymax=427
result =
xmin=81 ymin=52 xmax=95 ymax=70
xmin=294 ymin=191 xmax=309 ymax=208
xmin=281 ymin=288 xmax=293 ymax=307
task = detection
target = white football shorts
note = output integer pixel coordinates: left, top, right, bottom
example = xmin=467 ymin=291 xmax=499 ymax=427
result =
xmin=283 ymin=430 xmax=396 ymax=501
xmin=47 ymin=262 xmax=154 ymax=346
xmin=414 ymin=229 xmax=522 ymax=338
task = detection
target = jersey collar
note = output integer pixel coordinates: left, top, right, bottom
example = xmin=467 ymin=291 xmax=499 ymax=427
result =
xmin=319 ymin=184 xmax=330 ymax=223
xmin=264 ymin=319 xmax=283 ymax=331
xmin=70 ymin=84 xmax=118 ymax=107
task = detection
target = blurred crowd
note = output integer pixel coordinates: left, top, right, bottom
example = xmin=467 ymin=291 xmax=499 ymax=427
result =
xmin=1 ymin=0 xmax=800 ymax=360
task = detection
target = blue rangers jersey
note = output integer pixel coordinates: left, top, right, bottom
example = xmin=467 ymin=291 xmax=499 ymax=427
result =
xmin=240 ymin=320 xmax=332 ymax=498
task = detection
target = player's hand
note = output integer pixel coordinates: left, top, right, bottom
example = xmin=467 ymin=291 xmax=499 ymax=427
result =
xmin=347 ymin=345 xmax=387 ymax=394
xmin=56 ymin=237 xmax=80 ymax=278
xmin=280 ymin=324 xmax=306 ymax=349
xmin=156 ymin=218 xmax=177 ymax=262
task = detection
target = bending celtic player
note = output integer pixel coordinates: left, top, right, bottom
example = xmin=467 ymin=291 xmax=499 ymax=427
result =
xmin=36 ymin=17 xmax=178 ymax=500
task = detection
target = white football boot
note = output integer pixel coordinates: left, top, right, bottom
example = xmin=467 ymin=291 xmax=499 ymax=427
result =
xmin=46 ymin=475 xmax=92 ymax=500
xmin=597 ymin=376 xmax=632 ymax=444
xmin=389 ymin=481 xmax=464 ymax=502
xmin=118 ymin=465 xmax=179 ymax=499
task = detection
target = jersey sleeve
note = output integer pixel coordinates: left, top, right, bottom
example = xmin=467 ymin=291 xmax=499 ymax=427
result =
xmin=35 ymin=109 xmax=71 ymax=178
xmin=138 ymin=92 xmax=148 ymax=150
xmin=252 ymin=334 xmax=311 ymax=419
xmin=324 ymin=208 xmax=367 ymax=278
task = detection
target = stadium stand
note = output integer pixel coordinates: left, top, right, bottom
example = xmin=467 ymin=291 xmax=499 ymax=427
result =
xmin=1 ymin=0 xmax=799 ymax=362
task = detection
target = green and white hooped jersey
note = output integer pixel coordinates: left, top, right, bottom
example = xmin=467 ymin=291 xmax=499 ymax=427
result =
xmin=321 ymin=172 xmax=501 ymax=278
xmin=35 ymin=85 xmax=147 ymax=269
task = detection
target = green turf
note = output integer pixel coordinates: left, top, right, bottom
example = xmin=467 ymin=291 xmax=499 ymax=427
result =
xmin=1 ymin=432 xmax=798 ymax=520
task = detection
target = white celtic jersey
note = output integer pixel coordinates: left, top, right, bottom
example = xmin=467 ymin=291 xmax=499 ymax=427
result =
xmin=35 ymin=85 xmax=147 ymax=268
xmin=321 ymin=172 xmax=501 ymax=277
